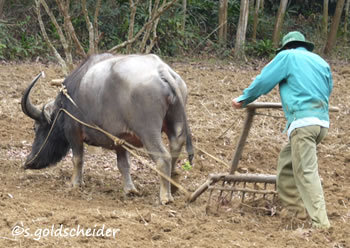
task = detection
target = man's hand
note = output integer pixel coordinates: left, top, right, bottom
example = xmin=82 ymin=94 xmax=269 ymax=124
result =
xmin=232 ymin=98 xmax=243 ymax=109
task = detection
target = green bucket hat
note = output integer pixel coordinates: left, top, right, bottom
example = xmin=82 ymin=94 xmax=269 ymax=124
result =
xmin=276 ymin=31 xmax=314 ymax=53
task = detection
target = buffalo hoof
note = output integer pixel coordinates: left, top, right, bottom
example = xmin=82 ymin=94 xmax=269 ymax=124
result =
xmin=125 ymin=188 xmax=140 ymax=196
xmin=69 ymin=179 xmax=85 ymax=188
xmin=160 ymin=195 xmax=174 ymax=205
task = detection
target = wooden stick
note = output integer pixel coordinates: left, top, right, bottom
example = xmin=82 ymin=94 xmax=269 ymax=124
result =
xmin=194 ymin=145 xmax=230 ymax=168
xmin=188 ymin=174 xmax=226 ymax=203
xmin=207 ymin=186 xmax=276 ymax=195
xmin=229 ymin=108 xmax=255 ymax=174
xmin=247 ymin=102 xmax=340 ymax=112
xmin=51 ymin=79 xmax=65 ymax=86
xmin=214 ymin=173 xmax=276 ymax=183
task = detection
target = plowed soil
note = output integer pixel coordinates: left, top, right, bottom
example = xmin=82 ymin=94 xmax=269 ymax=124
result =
xmin=0 ymin=58 xmax=349 ymax=247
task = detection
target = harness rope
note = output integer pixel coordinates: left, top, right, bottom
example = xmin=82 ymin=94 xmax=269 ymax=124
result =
xmin=25 ymin=108 xmax=64 ymax=166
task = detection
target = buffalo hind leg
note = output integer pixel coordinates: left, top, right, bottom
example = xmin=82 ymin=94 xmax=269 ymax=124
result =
xmin=166 ymin=123 xmax=186 ymax=193
xmin=142 ymin=138 xmax=173 ymax=205
xmin=116 ymin=147 xmax=139 ymax=196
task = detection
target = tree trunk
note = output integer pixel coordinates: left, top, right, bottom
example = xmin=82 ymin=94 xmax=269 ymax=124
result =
xmin=252 ymin=0 xmax=261 ymax=42
xmin=127 ymin=0 xmax=138 ymax=53
xmin=272 ymin=0 xmax=288 ymax=48
xmin=218 ymin=0 xmax=228 ymax=44
xmin=260 ymin=0 xmax=264 ymax=10
xmin=93 ymin=0 xmax=102 ymax=50
xmin=344 ymin=0 xmax=350 ymax=38
xmin=35 ymin=0 xmax=69 ymax=75
xmin=109 ymin=0 xmax=179 ymax=53
xmin=0 ymin=0 xmax=4 ymax=19
xmin=140 ymin=0 xmax=160 ymax=53
xmin=56 ymin=0 xmax=86 ymax=58
xmin=324 ymin=0 xmax=346 ymax=55
xmin=234 ymin=0 xmax=249 ymax=58
xmin=322 ymin=0 xmax=329 ymax=41
xmin=82 ymin=0 xmax=95 ymax=54
xmin=182 ymin=0 xmax=187 ymax=33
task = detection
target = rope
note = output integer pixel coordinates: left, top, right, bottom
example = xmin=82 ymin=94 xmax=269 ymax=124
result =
xmin=25 ymin=109 xmax=63 ymax=165
xmin=60 ymin=85 xmax=78 ymax=108
xmin=193 ymin=144 xmax=230 ymax=169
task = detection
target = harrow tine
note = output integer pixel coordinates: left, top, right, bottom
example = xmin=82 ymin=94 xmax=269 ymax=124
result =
xmin=228 ymin=181 xmax=236 ymax=202
xmin=253 ymin=182 xmax=257 ymax=199
xmin=201 ymin=174 xmax=277 ymax=213
xmin=241 ymin=181 xmax=247 ymax=203
xmin=263 ymin=182 xmax=267 ymax=199
xmin=206 ymin=188 xmax=214 ymax=214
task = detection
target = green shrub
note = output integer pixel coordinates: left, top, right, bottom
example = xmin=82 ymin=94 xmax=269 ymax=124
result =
xmin=0 ymin=15 xmax=47 ymax=60
xmin=245 ymin=39 xmax=275 ymax=59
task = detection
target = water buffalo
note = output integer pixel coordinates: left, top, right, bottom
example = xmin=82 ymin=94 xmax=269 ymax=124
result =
xmin=21 ymin=53 xmax=193 ymax=205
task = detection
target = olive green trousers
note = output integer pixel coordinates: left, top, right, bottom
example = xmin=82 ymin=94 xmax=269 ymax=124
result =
xmin=277 ymin=125 xmax=330 ymax=228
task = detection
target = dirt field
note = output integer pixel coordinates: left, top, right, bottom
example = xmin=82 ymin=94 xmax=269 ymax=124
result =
xmin=0 ymin=57 xmax=349 ymax=247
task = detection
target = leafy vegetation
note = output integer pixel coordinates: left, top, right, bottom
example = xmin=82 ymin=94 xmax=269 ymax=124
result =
xmin=0 ymin=0 xmax=349 ymax=61
xmin=181 ymin=161 xmax=192 ymax=171
xmin=0 ymin=17 xmax=47 ymax=59
xmin=245 ymin=39 xmax=275 ymax=59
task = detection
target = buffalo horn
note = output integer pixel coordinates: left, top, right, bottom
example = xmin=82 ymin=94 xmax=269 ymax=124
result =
xmin=21 ymin=73 xmax=42 ymax=121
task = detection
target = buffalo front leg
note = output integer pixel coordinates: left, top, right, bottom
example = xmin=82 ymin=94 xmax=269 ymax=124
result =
xmin=69 ymin=135 xmax=84 ymax=187
xmin=116 ymin=148 xmax=139 ymax=195
xmin=71 ymin=150 xmax=84 ymax=187
xmin=65 ymin=122 xmax=85 ymax=187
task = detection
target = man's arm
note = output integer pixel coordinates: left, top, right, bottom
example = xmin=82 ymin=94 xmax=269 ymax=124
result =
xmin=233 ymin=52 xmax=290 ymax=108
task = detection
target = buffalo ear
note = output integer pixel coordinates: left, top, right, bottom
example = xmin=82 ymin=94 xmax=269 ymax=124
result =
xmin=43 ymin=100 xmax=56 ymax=123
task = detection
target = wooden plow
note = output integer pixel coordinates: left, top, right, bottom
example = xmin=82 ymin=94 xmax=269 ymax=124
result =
xmin=188 ymin=102 xmax=339 ymax=213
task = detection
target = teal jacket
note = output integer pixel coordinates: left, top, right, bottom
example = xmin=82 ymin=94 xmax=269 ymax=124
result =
xmin=236 ymin=47 xmax=333 ymax=129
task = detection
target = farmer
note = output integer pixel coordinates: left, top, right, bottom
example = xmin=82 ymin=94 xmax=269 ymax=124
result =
xmin=232 ymin=31 xmax=333 ymax=229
